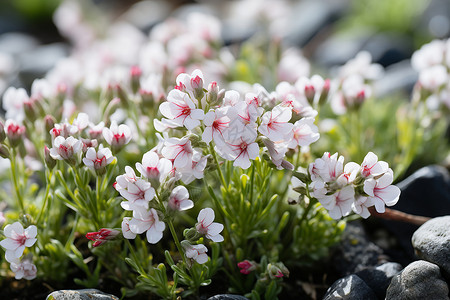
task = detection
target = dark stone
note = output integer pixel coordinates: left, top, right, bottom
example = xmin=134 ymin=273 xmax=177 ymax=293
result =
xmin=355 ymin=262 xmax=403 ymax=299
xmin=412 ymin=216 xmax=450 ymax=275
xmin=377 ymin=166 xmax=450 ymax=263
xmin=386 ymin=260 xmax=449 ymax=300
xmin=323 ymin=274 xmax=378 ymax=300
xmin=207 ymin=295 xmax=247 ymax=300
xmin=46 ymin=289 xmax=119 ymax=300
xmin=331 ymin=221 xmax=386 ymax=276
xmin=361 ymin=33 xmax=413 ymax=67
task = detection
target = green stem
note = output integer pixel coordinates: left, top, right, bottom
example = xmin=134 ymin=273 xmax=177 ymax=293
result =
xmin=125 ymin=239 xmax=146 ymax=274
xmin=36 ymin=170 xmax=53 ymax=224
xmin=10 ymin=148 xmax=25 ymax=213
xmin=209 ymin=144 xmax=228 ymax=191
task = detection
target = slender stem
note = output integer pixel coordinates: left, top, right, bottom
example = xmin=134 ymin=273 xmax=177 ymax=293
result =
xmin=167 ymin=220 xmax=186 ymax=264
xmin=125 ymin=239 xmax=146 ymax=274
xmin=10 ymin=148 xmax=25 ymax=213
xmin=249 ymin=163 xmax=255 ymax=204
xmin=209 ymin=144 xmax=227 ymax=191
xmin=368 ymin=207 xmax=430 ymax=226
xmin=65 ymin=213 xmax=79 ymax=250
xmin=36 ymin=170 xmax=53 ymax=224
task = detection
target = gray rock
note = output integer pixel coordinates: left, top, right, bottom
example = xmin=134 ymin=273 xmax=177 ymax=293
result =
xmin=412 ymin=216 xmax=450 ymax=275
xmin=323 ymin=274 xmax=377 ymax=300
xmin=207 ymin=295 xmax=247 ymax=300
xmin=119 ymin=0 xmax=171 ymax=32
xmin=386 ymin=260 xmax=449 ymax=300
xmin=355 ymin=262 xmax=403 ymax=299
xmin=332 ymin=221 xmax=386 ymax=276
xmin=46 ymin=289 xmax=119 ymax=300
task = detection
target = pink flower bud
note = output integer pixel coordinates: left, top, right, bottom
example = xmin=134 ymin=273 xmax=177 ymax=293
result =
xmin=86 ymin=228 xmax=120 ymax=247
xmin=44 ymin=146 xmax=56 ymax=169
xmin=5 ymin=120 xmax=25 ymax=147
xmin=237 ymin=260 xmax=257 ymax=275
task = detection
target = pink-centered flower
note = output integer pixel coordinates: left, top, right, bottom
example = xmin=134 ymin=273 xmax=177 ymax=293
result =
xmin=202 ymin=107 xmax=233 ymax=145
xmin=161 ymin=137 xmax=194 ymax=169
xmin=83 ymin=146 xmax=114 ymax=171
xmin=119 ymin=178 xmax=156 ymax=211
xmin=360 ymin=152 xmax=388 ymax=178
xmin=0 ymin=222 xmax=37 ymax=263
xmin=184 ymin=243 xmax=208 ymax=264
xmin=102 ymin=121 xmax=132 ymax=150
xmin=49 ymin=136 xmax=82 ymax=160
xmin=258 ymin=105 xmax=293 ymax=142
xmin=286 ymin=117 xmax=320 ymax=149
xmin=177 ymin=150 xmax=208 ymax=184
xmin=10 ymin=258 xmax=37 ymax=280
xmin=363 ymin=169 xmax=400 ymax=213
xmin=121 ymin=217 xmax=137 ymax=239
xmin=196 ymin=208 xmax=224 ymax=242
xmin=86 ymin=228 xmax=120 ymax=247
xmin=135 ymin=151 xmax=172 ymax=183
xmin=168 ymin=186 xmax=193 ymax=211
xmin=220 ymin=131 xmax=259 ymax=170
xmin=128 ymin=207 xmax=165 ymax=244
xmin=159 ymin=89 xmax=204 ymax=130
xmin=309 ymin=152 xmax=344 ymax=182
xmin=319 ymin=185 xmax=355 ymax=219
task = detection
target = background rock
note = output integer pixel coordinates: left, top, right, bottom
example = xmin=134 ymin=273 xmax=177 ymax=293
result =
xmin=386 ymin=260 xmax=450 ymax=300
xmin=355 ymin=262 xmax=403 ymax=299
xmin=323 ymin=274 xmax=378 ymax=300
xmin=46 ymin=289 xmax=119 ymax=300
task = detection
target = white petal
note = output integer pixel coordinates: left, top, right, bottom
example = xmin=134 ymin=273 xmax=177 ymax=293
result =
xmin=207 ymin=222 xmax=223 ymax=236
xmin=146 ymin=226 xmax=163 ymax=244
xmin=197 ymin=208 xmax=214 ymax=226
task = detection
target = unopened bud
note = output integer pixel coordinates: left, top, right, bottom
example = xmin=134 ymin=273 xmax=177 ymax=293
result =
xmin=130 ymin=66 xmax=142 ymax=94
xmin=44 ymin=146 xmax=56 ymax=169
xmin=187 ymin=134 xmax=207 ymax=148
xmin=206 ymin=81 xmax=218 ymax=105
xmin=115 ymin=85 xmax=130 ymax=109
xmin=0 ymin=144 xmax=10 ymax=158
xmin=191 ymin=75 xmax=204 ymax=100
xmin=44 ymin=115 xmax=56 ymax=133
xmin=5 ymin=120 xmax=25 ymax=148
xmin=183 ymin=228 xmax=199 ymax=241
xmin=318 ymin=79 xmax=330 ymax=106
xmin=23 ymin=100 xmax=37 ymax=122
xmin=0 ymin=121 xmax=5 ymax=142
xmin=304 ymin=85 xmax=315 ymax=105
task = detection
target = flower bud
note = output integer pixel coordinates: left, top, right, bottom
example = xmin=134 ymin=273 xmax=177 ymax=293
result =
xmin=318 ymin=79 xmax=330 ymax=106
xmin=267 ymin=263 xmax=289 ymax=279
xmin=237 ymin=260 xmax=257 ymax=275
xmin=115 ymin=84 xmax=130 ymax=109
xmin=191 ymin=75 xmax=204 ymax=100
xmin=44 ymin=115 xmax=56 ymax=134
xmin=44 ymin=146 xmax=56 ymax=169
xmin=304 ymin=84 xmax=315 ymax=105
xmin=0 ymin=121 xmax=6 ymax=143
xmin=5 ymin=120 xmax=25 ymax=148
xmin=130 ymin=65 xmax=142 ymax=94
xmin=86 ymin=228 xmax=120 ymax=247
xmin=23 ymin=100 xmax=37 ymax=122
xmin=183 ymin=228 xmax=199 ymax=241
xmin=0 ymin=144 xmax=10 ymax=158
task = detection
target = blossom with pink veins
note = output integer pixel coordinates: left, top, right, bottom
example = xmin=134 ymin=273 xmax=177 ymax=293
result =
xmin=50 ymin=122 xmax=77 ymax=140
xmin=102 ymin=121 xmax=132 ymax=150
xmin=309 ymin=152 xmax=344 ymax=183
xmin=161 ymin=136 xmax=194 ymax=169
xmin=114 ymin=166 xmax=138 ymax=192
xmin=286 ymin=117 xmax=320 ymax=149
xmin=88 ymin=121 xmax=105 ymax=140
xmin=222 ymin=90 xmax=240 ymax=106
xmin=49 ymin=136 xmax=82 ymax=161
xmin=220 ymin=130 xmax=259 ymax=170
xmin=336 ymin=162 xmax=360 ymax=186
xmin=121 ymin=217 xmax=137 ymax=239
xmin=168 ymin=186 xmax=193 ymax=211
xmin=202 ymin=107 xmax=235 ymax=145
xmin=184 ymin=243 xmax=208 ymax=264
xmin=10 ymin=258 xmax=37 ymax=280
xmin=177 ymin=150 xmax=208 ymax=184
xmin=360 ymin=152 xmax=389 ymax=178
xmin=196 ymin=208 xmax=224 ymax=242
xmin=83 ymin=146 xmax=115 ymax=171
xmin=128 ymin=207 xmax=165 ymax=244
xmin=352 ymin=196 xmax=374 ymax=219
xmin=258 ymin=105 xmax=293 ymax=142
xmin=363 ymin=169 xmax=400 ymax=213
xmin=119 ymin=178 xmax=156 ymax=211
xmin=159 ymin=89 xmax=204 ymax=130
xmin=136 ymin=150 xmax=172 ymax=183
xmin=0 ymin=222 xmax=37 ymax=263
xmin=319 ymin=185 xmax=355 ymax=219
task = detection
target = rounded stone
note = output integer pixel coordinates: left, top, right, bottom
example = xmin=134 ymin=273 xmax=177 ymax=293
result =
xmin=323 ymin=274 xmax=378 ymax=300
xmin=207 ymin=295 xmax=247 ymax=300
xmin=386 ymin=260 xmax=449 ymax=300
xmin=412 ymin=215 xmax=450 ymax=274
xmin=46 ymin=289 xmax=119 ymax=300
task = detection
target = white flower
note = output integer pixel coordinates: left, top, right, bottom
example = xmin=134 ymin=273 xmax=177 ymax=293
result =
xmin=168 ymin=186 xmax=193 ymax=211
xmin=121 ymin=217 xmax=137 ymax=239
xmin=411 ymin=40 xmax=446 ymax=71
xmin=196 ymin=208 xmax=224 ymax=242
xmin=258 ymin=105 xmax=293 ymax=142
xmin=10 ymin=258 xmax=37 ymax=280
xmin=83 ymin=146 xmax=114 ymax=171
xmin=159 ymin=89 xmax=204 ymax=130
xmin=184 ymin=243 xmax=208 ymax=264
xmin=309 ymin=152 xmax=344 ymax=183
xmin=352 ymin=196 xmax=374 ymax=219
xmin=319 ymin=185 xmax=355 ymax=219
xmin=220 ymin=131 xmax=259 ymax=170
xmin=178 ymin=150 xmax=208 ymax=184
xmin=129 ymin=208 xmax=165 ymax=244
xmin=135 ymin=151 xmax=172 ymax=183
xmin=363 ymin=169 xmax=400 ymax=213
xmin=0 ymin=222 xmax=37 ymax=263
xmin=2 ymin=87 xmax=27 ymax=123
xmin=161 ymin=137 xmax=194 ymax=169
xmin=114 ymin=166 xmax=138 ymax=192
xmin=286 ymin=117 xmax=320 ymax=149
xmin=49 ymin=136 xmax=82 ymax=161
xmin=360 ymin=152 xmax=389 ymax=178
xmin=102 ymin=121 xmax=132 ymax=150
xmin=419 ymin=65 xmax=448 ymax=91
xmin=72 ymin=112 xmax=89 ymax=133
xmin=119 ymin=178 xmax=156 ymax=211
xmin=202 ymin=107 xmax=234 ymax=145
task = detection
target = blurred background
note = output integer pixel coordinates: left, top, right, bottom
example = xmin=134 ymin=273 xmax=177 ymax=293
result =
xmin=0 ymin=0 xmax=449 ymax=96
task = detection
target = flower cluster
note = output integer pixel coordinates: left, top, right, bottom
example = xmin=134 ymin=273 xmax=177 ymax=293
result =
xmin=411 ymin=39 xmax=450 ymax=110
xmin=156 ymin=69 xmax=321 ymax=173
xmin=293 ymin=152 xmax=400 ymax=219
xmin=0 ymin=222 xmax=37 ymax=280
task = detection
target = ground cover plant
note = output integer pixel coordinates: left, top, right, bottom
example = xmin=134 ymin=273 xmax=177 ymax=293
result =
xmin=0 ymin=0 xmax=448 ymax=299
